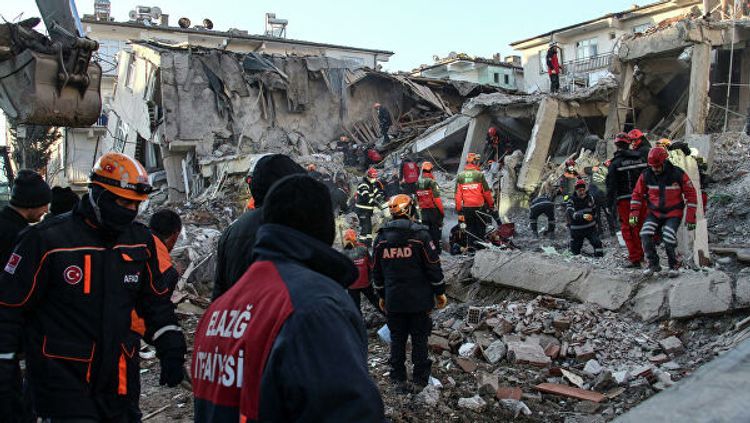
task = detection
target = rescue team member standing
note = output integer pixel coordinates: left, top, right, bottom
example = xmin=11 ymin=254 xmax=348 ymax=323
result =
xmin=547 ymin=42 xmax=562 ymax=93
xmin=373 ymin=194 xmax=445 ymax=391
xmin=399 ymin=155 xmax=420 ymax=195
xmin=415 ymin=161 xmax=445 ymax=245
xmin=374 ymin=102 xmax=392 ymax=145
xmin=630 ymin=147 xmax=698 ymax=277
xmin=455 ymin=153 xmax=494 ymax=248
xmin=355 ymin=167 xmax=385 ymax=246
xmin=213 ymin=154 xmax=305 ymax=300
xmin=629 ymin=128 xmax=652 ymax=160
xmin=0 ymin=153 xmax=186 ymax=421
xmin=606 ymin=132 xmax=648 ymax=268
xmin=193 ymin=175 xmax=383 ymax=422
xmin=342 ymin=229 xmax=381 ymax=315
xmin=0 ymin=169 xmax=51 ymax=265
xmin=566 ymin=179 xmax=604 ymax=257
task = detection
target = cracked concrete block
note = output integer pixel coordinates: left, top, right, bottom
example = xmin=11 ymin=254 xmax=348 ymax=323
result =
xmin=517 ymin=97 xmax=559 ymax=192
xmin=471 ymin=250 xmax=581 ymax=297
xmin=631 ymin=280 xmax=675 ymax=322
xmin=567 ymin=270 xmax=633 ymax=310
xmin=734 ymin=277 xmax=750 ymax=309
xmin=668 ymin=271 xmax=732 ymax=318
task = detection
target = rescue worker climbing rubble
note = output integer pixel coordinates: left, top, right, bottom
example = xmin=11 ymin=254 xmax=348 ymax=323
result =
xmin=630 ymin=147 xmax=698 ymax=277
xmin=0 ymin=152 xmax=186 ymax=421
xmin=373 ymin=194 xmax=445 ymax=392
xmin=355 ymin=167 xmax=386 ymax=246
xmin=566 ymin=179 xmax=604 ymax=257
xmin=416 ymin=161 xmax=445 ymax=245
xmin=455 ymin=153 xmax=495 ymax=249
xmin=606 ymin=132 xmax=649 ymax=268
xmin=193 ymin=174 xmax=383 ymax=422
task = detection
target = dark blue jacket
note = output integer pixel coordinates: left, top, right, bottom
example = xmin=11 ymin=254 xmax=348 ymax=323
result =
xmin=193 ymin=224 xmax=384 ymax=422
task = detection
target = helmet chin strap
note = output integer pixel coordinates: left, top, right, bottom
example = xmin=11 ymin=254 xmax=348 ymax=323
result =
xmin=88 ymin=187 xmax=104 ymax=226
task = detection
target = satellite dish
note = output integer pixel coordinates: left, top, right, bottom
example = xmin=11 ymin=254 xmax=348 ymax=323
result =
xmin=178 ymin=17 xmax=191 ymax=28
xmin=432 ymin=55 xmax=440 ymax=62
xmin=128 ymin=10 xmax=138 ymax=20
xmin=448 ymin=51 xmax=458 ymax=59
xmin=151 ymin=6 xmax=162 ymax=19
xmin=203 ymin=18 xmax=213 ymax=30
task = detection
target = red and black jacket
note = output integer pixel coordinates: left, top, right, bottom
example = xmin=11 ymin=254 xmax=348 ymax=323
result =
xmin=606 ymin=149 xmax=647 ymax=205
xmin=343 ymin=243 xmax=371 ymax=290
xmin=192 ymin=224 xmax=383 ymax=422
xmin=0 ymin=197 xmax=184 ymax=419
xmin=630 ymin=161 xmax=698 ymax=223
xmin=416 ymin=175 xmax=444 ymax=216
xmin=372 ymin=219 xmax=444 ymax=313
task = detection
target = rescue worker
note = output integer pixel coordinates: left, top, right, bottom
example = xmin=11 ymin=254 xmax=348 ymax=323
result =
xmin=415 ymin=161 xmax=445 ymax=244
xmin=372 ymin=194 xmax=445 ymax=392
xmin=567 ymin=179 xmax=604 ymax=257
xmin=374 ymin=102 xmax=392 ymax=145
xmin=399 ymin=154 xmax=420 ymax=195
xmin=342 ymin=229 xmax=381 ymax=314
xmin=0 ymin=169 xmax=51 ymax=265
xmin=306 ymin=163 xmax=324 ymax=181
xmin=547 ymin=42 xmax=562 ymax=93
xmin=245 ymin=174 xmax=255 ymax=210
xmin=193 ymin=175 xmax=384 ymax=422
xmin=606 ymin=132 xmax=649 ymax=267
xmin=630 ymin=147 xmax=698 ymax=277
xmin=213 ymin=154 xmax=305 ymax=300
xmin=557 ymin=159 xmax=580 ymax=200
xmin=48 ymin=186 xmax=79 ymax=216
xmin=455 ymin=153 xmax=494 ymax=248
xmin=0 ymin=152 xmax=186 ymax=421
xmin=355 ymin=167 xmax=385 ymax=246
xmin=529 ymin=186 xmax=555 ymax=238
xmin=449 ymin=215 xmax=469 ymax=255
xmin=629 ymin=128 xmax=652 ymax=160
xmin=484 ymin=127 xmax=505 ymax=163
xmin=382 ymin=171 xmax=401 ymax=198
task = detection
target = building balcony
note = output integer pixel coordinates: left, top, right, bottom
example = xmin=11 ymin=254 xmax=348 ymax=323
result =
xmin=562 ymin=53 xmax=613 ymax=76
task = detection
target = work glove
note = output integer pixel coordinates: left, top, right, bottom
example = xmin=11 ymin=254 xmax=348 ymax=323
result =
xmin=583 ymin=213 xmax=594 ymax=222
xmin=154 ymin=331 xmax=187 ymax=388
xmin=0 ymin=359 xmax=23 ymax=418
xmin=378 ymin=298 xmax=386 ymax=313
xmin=563 ymin=195 xmax=570 ymax=202
xmin=687 ymin=223 xmax=696 ymax=231
xmin=629 ymin=216 xmax=639 ymax=226
xmin=435 ymin=294 xmax=448 ymax=309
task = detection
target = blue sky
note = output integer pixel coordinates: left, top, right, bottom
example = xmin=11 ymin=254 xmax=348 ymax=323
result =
xmin=4 ymin=0 xmax=641 ymax=71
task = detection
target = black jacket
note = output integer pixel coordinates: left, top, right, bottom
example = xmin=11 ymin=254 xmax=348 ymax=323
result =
xmin=529 ymin=195 xmax=555 ymax=220
xmin=355 ymin=178 xmax=385 ymax=212
xmin=372 ymin=219 xmax=444 ymax=313
xmin=606 ymin=149 xmax=647 ymax=205
xmin=213 ymin=209 xmax=263 ymax=300
xmin=566 ymin=192 xmax=597 ymax=231
xmin=193 ymin=224 xmax=383 ymax=422
xmin=634 ymin=141 xmax=651 ymax=161
xmin=377 ymin=106 xmax=392 ymax=128
xmin=0 ymin=206 xmax=28 ymax=267
xmin=0 ymin=197 xmax=184 ymax=419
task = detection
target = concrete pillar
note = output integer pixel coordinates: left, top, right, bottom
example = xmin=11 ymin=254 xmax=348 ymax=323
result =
xmin=517 ymin=97 xmax=559 ymax=193
xmin=160 ymin=145 xmax=187 ymax=203
xmin=738 ymin=47 xmax=750 ymax=115
xmin=458 ymin=113 xmax=491 ymax=173
xmin=686 ymin=43 xmax=712 ymax=136
xmin=604 ymin=62 xmax=634 ymax=157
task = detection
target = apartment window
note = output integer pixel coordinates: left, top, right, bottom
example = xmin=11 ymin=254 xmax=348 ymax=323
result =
xmin=125 ymin=56 xmax=137 ymax=90
xmin=538 ymin=50 xmax=548 ymax=74
xmin=504 ymin=74 xmax=510 ymax=85
xmin=632 ymin=23 xmax=652 ymax=34
xmin=576 ymin=38 xmax=598 ymax=60
xmin=493 ymin=73 xmax=500 ymax=83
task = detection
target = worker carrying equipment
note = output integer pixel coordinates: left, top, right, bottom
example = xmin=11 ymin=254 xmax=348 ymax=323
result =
xmin=455 ymin=154 xmax=494 ymax=249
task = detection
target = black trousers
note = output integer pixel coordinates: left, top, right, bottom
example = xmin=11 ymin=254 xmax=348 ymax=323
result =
xmin=348 ymin=286 xmax=382 ymax=315
xmin=388 ymin=312 xmax=432 ymax=386
xmin=356 ymin=209 xmax=373 ymax=244
xmin=463 ymin=207 xmax=486 ymax=247
xmin=570 ymin=227 xmax=603 ymax=256
xmin=381 ymin=125 xmax=390 ymax=144
xmin=641 ymin=215 xmax=681 ymax=269
xmin=420 ymin=208 xmax=443 ymax=245
xmin=550 ymin=73 xmax=560 ymax=92
xmin=529 ymin=204 xmax=555 ymax=235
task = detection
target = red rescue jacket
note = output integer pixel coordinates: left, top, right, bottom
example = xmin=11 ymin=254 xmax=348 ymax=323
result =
xmin=630 ymin=162 xmax=698 ymax=224
xmin=343 ymin=243 xmax=370 ymax=290
xmin=416 ymin=175 xmax=444 ymax=215
xmin=455 ymin=164 xmax=494 ymax=211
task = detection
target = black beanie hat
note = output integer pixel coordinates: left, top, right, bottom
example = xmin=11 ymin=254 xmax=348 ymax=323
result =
xmin=10 ymin=169 xmax=52 ymax=208
xmin=49 ymin=186 xmax=80 ymax=215
xmin=250 ymin=154 xmax=305 ymax=207
xmin=263 ymin=174 xmax=335 ymax=246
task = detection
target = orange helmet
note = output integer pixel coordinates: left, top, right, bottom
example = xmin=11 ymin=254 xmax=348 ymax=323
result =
xmin=90 ymin=152 xmax=152 ymax=201
xmin=421 ymin=161 xmax=434 ymax=172
xmin=458 ymin=215 xmax=465 ymax=222
xmin=388 ymin=194 xmax=413 ymax=218
xmin=466 ymin=153 xmax=480 ymax=164
xmin=655 ymin=138 xmax=671 ymax=148
xmin=343 ymin=229 xmax=358 ymax=245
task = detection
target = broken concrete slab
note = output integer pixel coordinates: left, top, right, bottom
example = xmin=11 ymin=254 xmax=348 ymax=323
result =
xmin=483 ymin=340 xmax=507 ymax=364
xmin=575 ymin=344 xmax=596 ymax=362
xmin=471 ymin=250 xmax=632 ymax=310
xmin=507 ymin=341 xmax=552 ymax=367
xmin=429 ymin=335 xmax=451 ymax=352
xmin=630 ymin=279 xmax=674 ymax=322
xmin=659 ymin=336 xmax=685 ymax=354
xmin=517 ymin=97 xmax=559 ymax=192
xmin=668 ymin=270 xmax=732 ymax=318
xmin=455 ymin=357 xmax=478 ymax=374
xmin=535 ymin=383 xmax=606 ymax=403
xmin=686 ymin=42 xmax=711 ymax=136
xmin=457 ymin=395 xmax=487 ymax=412
xmin=496 ymin=386 xmax=523 ymax=401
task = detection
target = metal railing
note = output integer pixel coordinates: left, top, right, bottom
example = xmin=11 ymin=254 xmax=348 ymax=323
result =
xmin=562 ymin=53 xmax=613 ymax=76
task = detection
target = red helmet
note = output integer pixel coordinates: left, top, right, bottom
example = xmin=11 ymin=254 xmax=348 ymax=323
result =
xmin=366 ymin=167 xmax=378 ymax=179
xmin=565 ymin=159 xmax=576 ymax=167
xmin=648 ymin=147 xmax=669 ymax=167
xmin=614 ymin=132 xmax=631 ymax=145
xmin=487 ymin=127 xmax=497 ymax=137
xmin=575 ymin=178 xmax=587 ymax=189
xmin=628 ymin=129 xmax=644 ymax=140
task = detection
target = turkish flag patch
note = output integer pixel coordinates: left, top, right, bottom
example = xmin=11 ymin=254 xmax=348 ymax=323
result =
xmin=4 ymin=253 xmax=21 ymax=274
xmin=64 ymin=265 xmax=83 ymax=285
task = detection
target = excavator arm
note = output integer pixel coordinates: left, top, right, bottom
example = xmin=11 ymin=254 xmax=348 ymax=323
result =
xmin=0 ymin=0 xmax=102 ymax=127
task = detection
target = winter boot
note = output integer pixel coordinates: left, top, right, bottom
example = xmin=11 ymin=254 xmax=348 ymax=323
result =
xmin=643 ymin=264 xmax=661 ymax=277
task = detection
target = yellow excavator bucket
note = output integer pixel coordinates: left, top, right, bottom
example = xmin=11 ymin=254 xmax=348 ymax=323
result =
xmin=0 ymin=49 xmax=102 ymax=127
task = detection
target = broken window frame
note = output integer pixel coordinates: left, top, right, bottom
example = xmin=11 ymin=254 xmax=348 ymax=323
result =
xmin=575 ymin=38 xmax=598 ymax=60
